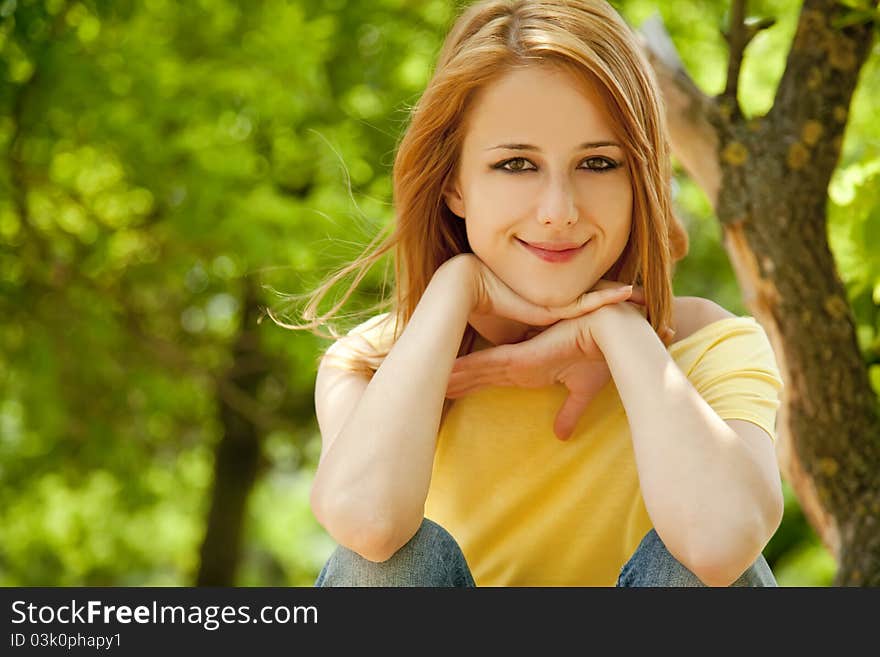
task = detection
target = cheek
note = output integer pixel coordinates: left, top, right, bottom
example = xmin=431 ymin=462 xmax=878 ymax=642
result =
xmin=580 ymin=177 xmax=632 ymax=225
xmin=616 ymin=194 xmax=634 ymax=236
xmin=463 ymin=178 xmax=529 ymax=228
xmin=470 ymin=175 xmax=534 ymax=205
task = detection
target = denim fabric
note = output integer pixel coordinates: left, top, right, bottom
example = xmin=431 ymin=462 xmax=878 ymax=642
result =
xmin=314 ymin=518 xmax=777 ymax=587
xmin=615 ymin=528 xmax=777 ymax=587
xmin=314 ymin=518 xmax=476 ymax=587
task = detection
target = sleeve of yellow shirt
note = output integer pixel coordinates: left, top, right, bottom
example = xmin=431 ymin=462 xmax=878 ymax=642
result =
xmin=683 ymin=318 xmax=784 ymax=442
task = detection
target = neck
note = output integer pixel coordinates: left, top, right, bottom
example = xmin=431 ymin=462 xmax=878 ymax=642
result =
xmin=468 ymin=313 xmax=539 ymax=348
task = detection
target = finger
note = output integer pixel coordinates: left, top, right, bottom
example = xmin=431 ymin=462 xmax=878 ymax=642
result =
xmin=445 ymin=372 xmax=466 ymax=397
xmin=452 ymin=344 xmax=518 ymax=379
xmin=553 ymin=392 xmax=593 ymax=441
xmin=628 ymin=286 xmax=646 ymax=305
xmin=447 ymin=372 xmax=508 ymax=398
xmin=452 ymin=344 xmax=510 ymax=371
xmin=446 ymin=385 xmax=476 ymax=399
xmin=446 ymin=371 xmax=490 ymax=397
xmin=446 ymin=379 xmax=483 ymax=399
xmin=447 ymin=355 xmax=511 ymax=395
xmin=555 ymin=285 xmax=633 ymax=320
xmin=592 ymin=278 xmax=646 ymax=305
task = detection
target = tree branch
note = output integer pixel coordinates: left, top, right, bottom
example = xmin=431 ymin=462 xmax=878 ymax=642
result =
xmin=723 ymin=5 xmax=778 ymax=112
xmin=723 ymin=0 xmax=748 ymax=107
xmin=638 ymin=14 xmax=723 ymax=208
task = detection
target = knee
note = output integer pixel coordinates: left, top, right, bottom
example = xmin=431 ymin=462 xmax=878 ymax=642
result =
xmin=617 ymin=529 xmax=777 ymax=587
xmin=314 ymin=518 xmax=474 ymax=587
xmin=729 ymin=553 xmax=777 ymax=587
xmin=397 ymin=517 xmax=462 ymax=556
xmin=617 ymin=529 xmax=707 ymax=587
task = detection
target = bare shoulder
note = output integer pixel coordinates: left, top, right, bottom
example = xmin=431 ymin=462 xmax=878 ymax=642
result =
xmin=671 ymin=296 xmax=736 ymax=343
xmin=323 ymin=312 xmax=392 ymax=366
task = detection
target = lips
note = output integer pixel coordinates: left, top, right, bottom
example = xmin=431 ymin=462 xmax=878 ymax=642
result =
xmin=517 ymin=237 xmax=588 ymax=263
xmin=520 ymin=239 xmax=585 ymax=251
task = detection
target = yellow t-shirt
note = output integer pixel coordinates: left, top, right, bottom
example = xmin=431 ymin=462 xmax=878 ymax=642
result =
xmin=355 ymin=313 xmax=783 ymax=586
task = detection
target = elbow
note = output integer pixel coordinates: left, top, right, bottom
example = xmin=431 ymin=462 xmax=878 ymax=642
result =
xmin=311 ymin=491 xmax=392 ymax=562
xmin=687 ymin=513 xmax=782 ymax=587
xmin=677 ymin=535 xmax=755 ymax=587
xmin=358 ymin=534 xmax=406 ymax=564
xmin=689 ymin=556 xmax=748 ymax=588
xmin=689 ymin=543 xmax=769 ymax=587
xmin=343 ymin=532 xmax=401 ymax=564
xmin=336 ymin=516 xmax=407 ymax=564
xmin=310 ymin=483 xmax=417 ymax=564
xmin=684 ymin=483 xmax=785 ymax=587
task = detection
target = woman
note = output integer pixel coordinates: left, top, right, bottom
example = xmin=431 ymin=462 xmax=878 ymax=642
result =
xmin=285 ymin=0 xmax=783 ymax=586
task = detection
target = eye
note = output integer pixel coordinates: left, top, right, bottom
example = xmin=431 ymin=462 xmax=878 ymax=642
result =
xmin=493 ymin=157 xmax=537 ymax=173
xmin=579 ymin=156 xmax=618 ymax=172
xmin=493 ymin=156 xmax=620 ymax=174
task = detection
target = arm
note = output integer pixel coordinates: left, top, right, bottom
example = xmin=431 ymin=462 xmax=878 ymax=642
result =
xmin=310 ymin=256 xmax=476 ymax=562
xmin=590 ymin=302 xmax=784 ymax=586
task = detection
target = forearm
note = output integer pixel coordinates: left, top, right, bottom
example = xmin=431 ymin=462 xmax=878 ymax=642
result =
xmin=591 ymin=304 xmax=776 ymax=579
xmin=313 ymin=257 xmax=474 ymax=559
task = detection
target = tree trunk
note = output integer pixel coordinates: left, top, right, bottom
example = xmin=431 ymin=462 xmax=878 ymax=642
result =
xmin=196 ymin=278 xmax=271 ymax=585
xmin=642 ymin=0 xmax=880 ymax=584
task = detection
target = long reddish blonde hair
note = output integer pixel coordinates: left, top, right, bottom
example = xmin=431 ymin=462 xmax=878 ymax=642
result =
xmin=271 ymin=0 xmax=688 ymax=376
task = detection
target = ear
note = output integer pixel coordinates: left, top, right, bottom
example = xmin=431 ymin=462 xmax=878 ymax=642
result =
xmin=442 ymin=181 xmax=466 ymax=219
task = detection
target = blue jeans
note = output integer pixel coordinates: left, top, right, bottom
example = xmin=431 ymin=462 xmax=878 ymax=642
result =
xmin=314 ymin=517 xmax=777 ymax=587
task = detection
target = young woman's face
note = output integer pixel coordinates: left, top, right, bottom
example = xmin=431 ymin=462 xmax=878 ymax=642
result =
xmin=444 ymin=64 xmax=633 ymax=308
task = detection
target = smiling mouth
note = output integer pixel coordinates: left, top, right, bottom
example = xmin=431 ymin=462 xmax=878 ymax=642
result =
xmin=517 ymin=238 xmax=588 ymax=252
xmin=516 ymin=237 xmax=589 ymax=263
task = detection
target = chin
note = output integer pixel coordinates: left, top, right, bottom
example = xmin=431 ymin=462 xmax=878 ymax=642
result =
xmin=520 ymin=285 xmax=584 ymax=309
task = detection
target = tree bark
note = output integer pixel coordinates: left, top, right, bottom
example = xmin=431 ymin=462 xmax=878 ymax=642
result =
xmin=642 ymin=0 xmax=880 ymax=584
xmin=196 ymin=277 xmax=271 ymax=585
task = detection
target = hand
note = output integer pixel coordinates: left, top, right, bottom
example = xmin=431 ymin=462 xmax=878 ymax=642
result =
xmin=445 ymin=278 xmax=664 ymax=441
xmin=446 ymin=253 xmax=636 ymax=328
xmin=446 ymin=306 xmax=617 ymax=441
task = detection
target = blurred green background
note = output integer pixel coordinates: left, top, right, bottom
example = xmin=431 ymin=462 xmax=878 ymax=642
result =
xmin=2 ymin=0 xmax=878 ymax=586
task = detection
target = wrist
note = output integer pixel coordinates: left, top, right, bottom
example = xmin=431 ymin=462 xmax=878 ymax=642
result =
xmin=587 ymin=301 xmax=642 ymax=348
xmin=434 ymin=253 xmax=480 ymax=313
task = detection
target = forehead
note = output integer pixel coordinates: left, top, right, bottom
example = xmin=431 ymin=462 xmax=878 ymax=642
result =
xmin=463 ymin=64 xmax=619 ymax=147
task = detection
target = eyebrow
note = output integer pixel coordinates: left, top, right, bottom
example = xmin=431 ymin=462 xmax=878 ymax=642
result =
xmin=485 ymin=141 xmax=622 ymax=151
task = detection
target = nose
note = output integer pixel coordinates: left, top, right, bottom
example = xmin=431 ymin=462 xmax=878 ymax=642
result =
xmin=537 ymin=174 xmax=578 ymax=226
